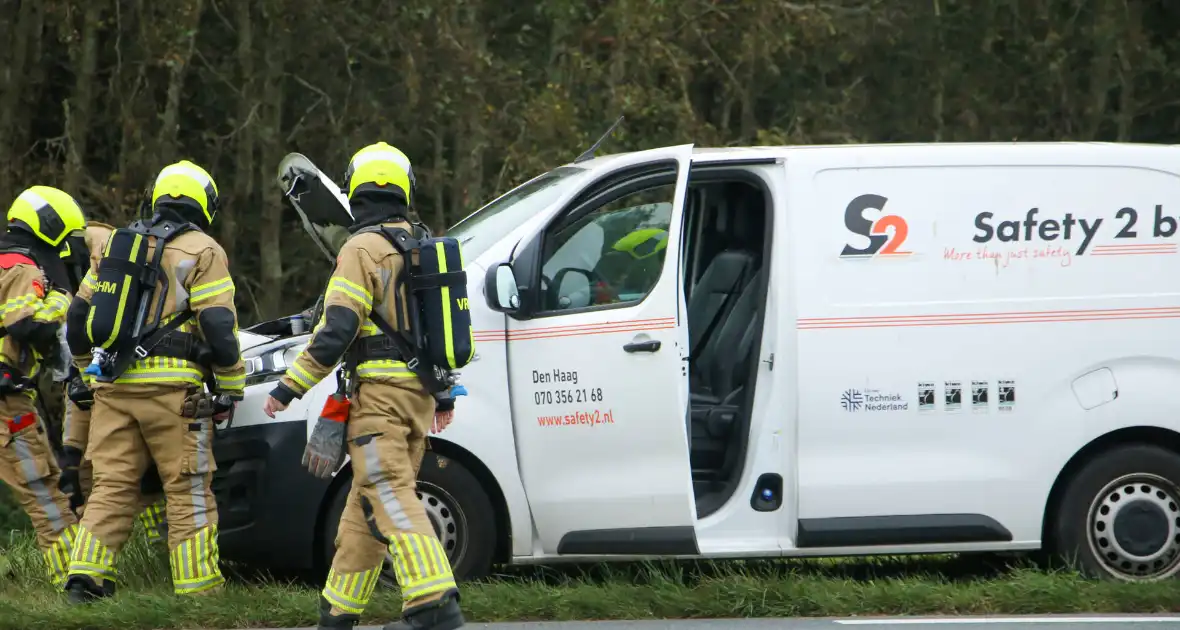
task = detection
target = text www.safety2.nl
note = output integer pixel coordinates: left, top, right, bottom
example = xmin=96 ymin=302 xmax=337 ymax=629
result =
xmin=536 ymin=408 xmax=616 ymax=427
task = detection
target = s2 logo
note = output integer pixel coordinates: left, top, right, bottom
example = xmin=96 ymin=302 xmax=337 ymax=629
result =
xmin=840 ymin=193 xmax=910 ymax=257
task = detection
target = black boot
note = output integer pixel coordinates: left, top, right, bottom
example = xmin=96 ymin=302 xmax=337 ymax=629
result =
xmin=65 ymin=575 xmax=114 ymax=605
xmin=318 ymin=595 xmax=361 ymax=629
xmin=383 ymin=589 xmax=465 ymax=630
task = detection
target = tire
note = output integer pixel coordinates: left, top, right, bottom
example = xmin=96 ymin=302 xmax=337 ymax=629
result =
xmin=1048 ymin=443 xmax=1180 ymax=581
xmin=320 ymin=451 xmax=498 ymax=586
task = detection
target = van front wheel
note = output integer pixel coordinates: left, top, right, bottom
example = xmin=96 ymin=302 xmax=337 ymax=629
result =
xmin=1049 ymin=444 xmax=1180 ymax=581
xmin=321 ymin=450 xmax=497 ymax=587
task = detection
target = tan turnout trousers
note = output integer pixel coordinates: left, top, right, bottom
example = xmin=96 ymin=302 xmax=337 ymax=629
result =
xmin=64 ymin=394 xmax=168 ymax=542
xmin=0 ymin=394 xmax=78 ymax=587
xmin=321 ymin=380 xmax=455 ymax=615
xmin=67 ymin=220 xmax=168 ymax=539
xmin=68 ymin=384 xmax=223 ymax=595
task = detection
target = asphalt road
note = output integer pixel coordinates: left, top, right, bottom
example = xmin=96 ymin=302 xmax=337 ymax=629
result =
xmin=254 ymin=615 xmax=1180 ymax=630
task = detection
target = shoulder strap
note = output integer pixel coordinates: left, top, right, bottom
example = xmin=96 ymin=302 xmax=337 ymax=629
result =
xmin=364 ymin=309 xmax=449 ymax=393
xmin=102 ymin=310 xmax=195 ymax=381
xmin=101 ymin=220 xmax=199 ymax=381
xmin=354 ymin=226 xmax=451 ymax=393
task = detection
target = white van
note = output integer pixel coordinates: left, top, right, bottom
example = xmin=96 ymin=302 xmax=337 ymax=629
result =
xmin=212 ymin=142 xmax=1180 ymax=586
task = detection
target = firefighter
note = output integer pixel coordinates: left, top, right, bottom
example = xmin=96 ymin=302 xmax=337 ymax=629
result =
xmin=62 ymin=160 xmax=246 ymax=602
xmin=262 ymin=142 xmax=465 ymax=630
xmin=57 ymin=218 xmax=168 ymax=545
xmin=0 ymin=185 xmax=90 ymax=589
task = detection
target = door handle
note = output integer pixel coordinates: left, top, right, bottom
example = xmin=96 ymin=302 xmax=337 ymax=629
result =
xmin=623 ymin=340 xmax=661 ymax=353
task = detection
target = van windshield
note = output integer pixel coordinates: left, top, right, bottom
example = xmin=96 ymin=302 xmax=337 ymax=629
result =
xmin=446 ymin=165 xmax=589 ymax=260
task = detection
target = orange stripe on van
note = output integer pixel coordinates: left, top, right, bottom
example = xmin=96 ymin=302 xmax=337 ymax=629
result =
xmin=1090 ymin=243 xmax=1178 ymax=256
xmin=797 ymin=306 xmax=1180 ymax=330
xmin=472 ymin=316 xmax=677 ymax=342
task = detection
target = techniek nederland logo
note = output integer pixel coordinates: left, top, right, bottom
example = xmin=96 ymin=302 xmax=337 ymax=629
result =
xmin=841 ymin=389 xmax=864 ymax=412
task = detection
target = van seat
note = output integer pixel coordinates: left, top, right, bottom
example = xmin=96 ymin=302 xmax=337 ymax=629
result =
xmin=689 ymin=270 xmax=763 ymax=479
xmin=687 ymin=250 xmax=755 ymax=361
xmin=694 ymin=269 xmax=761 ymax=401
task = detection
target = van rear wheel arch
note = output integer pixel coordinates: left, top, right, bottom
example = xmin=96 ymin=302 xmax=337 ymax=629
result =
xmin=1043 ymin=429 xmax=1180 ymax=581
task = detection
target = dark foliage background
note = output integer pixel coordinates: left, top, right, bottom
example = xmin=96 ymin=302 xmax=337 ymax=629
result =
xmin=2 ymin=0 xmax=1179 ymax=528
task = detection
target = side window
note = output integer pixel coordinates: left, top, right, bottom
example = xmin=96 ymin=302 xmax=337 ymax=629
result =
xmin=539 ymin=183 xmax=676 ymax=312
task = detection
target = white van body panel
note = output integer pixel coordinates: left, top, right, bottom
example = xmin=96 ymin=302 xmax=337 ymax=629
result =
xmin=223 ymin=141 xmax=1180 ymax=578
xmin=786 ymin=142 xmax=1180 ymax=548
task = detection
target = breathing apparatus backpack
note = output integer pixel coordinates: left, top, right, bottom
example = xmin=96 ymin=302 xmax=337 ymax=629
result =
xmin=84 ymin=217 xmax=201 ymax=382
xmin=350 ymin=223 xmax=475 ymax=394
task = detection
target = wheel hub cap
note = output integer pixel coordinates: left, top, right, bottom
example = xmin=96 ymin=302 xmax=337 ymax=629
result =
xmin=1088 ymin=473 xmax=1180 ymax=580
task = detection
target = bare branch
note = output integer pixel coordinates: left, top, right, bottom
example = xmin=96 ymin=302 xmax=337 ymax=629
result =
xmin=207 ymin=0 xmax=236 ymax=34
xmin=285 ymin=97 xmax=325 ymax=143
xmin=286 ymin=73 xmax=340 ymax=130
xmin=193 ymin=48 xmax=242 ymax=96
xmin=778 ymin=1 xmax=872 ymax=15
xmin=215 ymin=101 xmax=261 ymax=140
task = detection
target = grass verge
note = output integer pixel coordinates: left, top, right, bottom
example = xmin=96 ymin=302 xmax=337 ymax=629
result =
xmin=2 ymin=529 xmax=1178 ymax=630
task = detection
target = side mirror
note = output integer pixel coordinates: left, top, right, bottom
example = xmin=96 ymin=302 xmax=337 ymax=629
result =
xmin=484 ymin=262 xmax=521 ymax=314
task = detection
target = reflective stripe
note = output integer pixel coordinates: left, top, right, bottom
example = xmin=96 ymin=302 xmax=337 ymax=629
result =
xmin=44 ymin=524 xmax=77 ymax=587
xmin=362 ymin=439 xmax=414 ymax=531
xmin=387 ymin=532 xmax=456 ymax=604
xmin=285 ymin=363 xmax=317 ymax=392
xmin=138 ymin=501 xmax=167 ymax=542
xmin=350 ymin=148 xmax=412 ymax=173
xmin=115 ymin=365 xmax=205 ymax=386
xmin=169 ymin=525 xmax=224 ymax=594
xmin=215 ymin=372 xmax=244 ymax=390
xmin=360 ymin=321 xmax=380 ymax=336
xmin=321 ymin=566 xmax=382 ymax=614
xmin=1 ymin=294 xmax=37 ymax=319
xmin=11 ymin=433 xmax=67 ymax=535
xmin=190 ymin=277 xmax=233 ymax=304
xmin=356 ymin=360 xmax=415 ymax=380
xmin=67 ymin=525 xmax=118 ymax=581
xmin=33 ymin=292 xmax=69 ymax=323
xmin=156 ymin=163 xmax=213 ymax=189
xmin=81 ymin=269 xmax=97 ymax=291
xmin=189 ymin=424 xmax=211 ymax=530
xmin=327 ymin=277 xmax=372 ymax=309
xmin=17 ymin=189 xmax=50 ymax=211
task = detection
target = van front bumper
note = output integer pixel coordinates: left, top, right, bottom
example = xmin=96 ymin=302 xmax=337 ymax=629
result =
xmin=211 ymin=420 xmax=334 ymax=572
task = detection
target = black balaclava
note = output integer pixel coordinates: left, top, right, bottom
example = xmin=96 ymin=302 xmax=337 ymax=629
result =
xmin=152 ymin=198 xmax=210 ymax=232
xmin=0 ymin=224 xmax=75 ymax=291
xmin=348 ymin=189 xmax=410 ymax=233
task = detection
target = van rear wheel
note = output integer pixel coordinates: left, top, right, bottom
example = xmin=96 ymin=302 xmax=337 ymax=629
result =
xmin=321 ymin=452 xmax=496 ymax=586
xmin=1049 ymin=444 xmax=1180 ymax=581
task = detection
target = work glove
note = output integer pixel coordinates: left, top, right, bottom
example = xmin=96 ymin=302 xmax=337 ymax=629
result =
xmin=302 ymin=392 xmax=350 ymax=479
xmin=57 ymin=446 xmax=84 ymax=514
xmin=66 ymin=369 xmax=94 ymax=410
xmin=180 ymin=392 xmax=215 ymax=419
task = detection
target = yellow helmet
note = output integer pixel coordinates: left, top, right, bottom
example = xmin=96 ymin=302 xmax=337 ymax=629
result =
xmin=151 ymin=160 xmax=220 ymax=226
xmin=343 ymin=142 xmax=416 ymax=206
xmin=6 ymin=185 xmax=86 ymax=247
